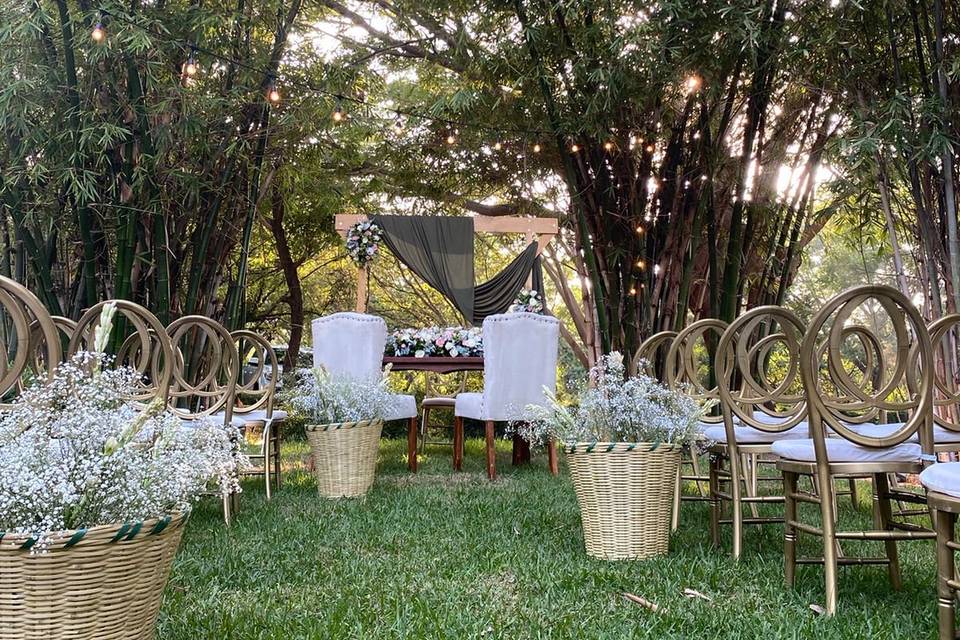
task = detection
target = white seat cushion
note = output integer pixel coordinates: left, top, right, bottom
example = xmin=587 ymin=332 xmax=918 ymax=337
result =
xmin=205 ymin=412 xmax=249 ymax=429
xmin=232 ymin=408 xmax=289 ymax=424
xmin=454 ymin=392 xmax=484 ymax=421
xmin=703 ymin=424 xmax=808 ymax=444
xmin=384 ymin=394 xmax=417 ymax=421
xmin=921 ymin=463 xmax=960 ymax=498
xmin=936 ymin=427 xmax=960 ymax=444
xmin=180 ymin=417 xmax=244 ymax=431
xmin=770 ymin=438 xmax=921 ymax=463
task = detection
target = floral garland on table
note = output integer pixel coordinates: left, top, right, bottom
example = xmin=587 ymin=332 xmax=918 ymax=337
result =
xmin=385 ymin=327 xmax=483 ymax=358
xmin=508 ymin=289 xmax=544 ymax=314
xmin=345 ymin=220 xmax=383 ymax=267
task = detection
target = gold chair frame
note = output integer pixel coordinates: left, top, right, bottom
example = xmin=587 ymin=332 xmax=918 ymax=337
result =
xmin=711 ymin=305 xmax=807 ymax=558
xmin=0 ymin=276 xmax=61 ymax=404
xmin=779 ymin=284 xmax=935 ymax=615
xmin=232 ymin=329 xmax=283 ymax=499
xmin=664 ymin=320 xmax=728 ymax=532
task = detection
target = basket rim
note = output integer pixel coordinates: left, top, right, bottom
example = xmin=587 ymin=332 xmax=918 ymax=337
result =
xmin=562 ymin=441 xmax=685 ymax=454
xmin=304 ymin=418 xmax=385 ymax=432
xmin=0 ymin=512 xmax=187 ymax=552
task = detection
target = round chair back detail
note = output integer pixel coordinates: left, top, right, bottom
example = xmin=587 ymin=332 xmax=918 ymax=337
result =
xmin=166 ymin=316 xmax=239 ymax=424
xmin=665 ymin=318 xmax=729 ymax=425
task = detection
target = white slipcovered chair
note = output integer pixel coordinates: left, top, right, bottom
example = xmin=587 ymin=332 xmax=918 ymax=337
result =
xmin=453 ymin=313 xmax=560 ymax=480
xmin=311 ymin=312 xmax=420 ymax=470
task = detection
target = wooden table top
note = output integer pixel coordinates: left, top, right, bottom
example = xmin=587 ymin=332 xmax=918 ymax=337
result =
xmin=383 ymin=356 xmax=484 ymax=373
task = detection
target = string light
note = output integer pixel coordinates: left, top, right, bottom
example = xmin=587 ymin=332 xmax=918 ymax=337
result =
xmin=493 ymin=141 xmax=502 ymax=150
xmin=629 ymin=287 xmax=637 ymax=295
xmin=332 ymin=98 xmax=344 ymax=121
xmin=570 ymin=143 xmax=580 ymax=153
xmin=603 ymin=140 xmax=614 ymax=151
xmin=532 ymin=142 xmax=542 ymax=153
xmin=636 ymin=259 xmax=646 ymax=270
xmin=91 ymin=21 xmax=106 ymax=43
xmin=636 ymin=226 xmax=644 ymax=235
xmin=393 ymin=113 xmax=404 ymax=134
xmin=183 ymin=48 xmax=198 ymax=78
xmin=446 ymin=129 xmax=457 ymax=145
xmin=685 ymin=75 xmax=702 ymax=93
xmin=645 ymin=144 xmax=654 ymax=153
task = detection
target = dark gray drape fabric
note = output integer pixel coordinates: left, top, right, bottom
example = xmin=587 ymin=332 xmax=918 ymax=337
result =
xmin=472 ymin=242 xmax=541 ymax=324
xmin=372 ymin=215 xmax=476 ymax=320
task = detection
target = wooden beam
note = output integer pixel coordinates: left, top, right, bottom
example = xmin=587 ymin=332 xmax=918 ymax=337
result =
xmin=335 ymin=214 xmax=558 ymax=238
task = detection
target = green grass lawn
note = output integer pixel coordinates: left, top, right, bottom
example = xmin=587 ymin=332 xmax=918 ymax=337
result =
xmin=159 ymin=438 xmax=943 ymax=639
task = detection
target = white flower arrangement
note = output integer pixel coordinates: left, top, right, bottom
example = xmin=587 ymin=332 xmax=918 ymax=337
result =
xmin=385 ymin=326 xmax=483 ymax=358
xmin=0 ymin=352 xmax=242 ymax=549
xmin=284 ymin=367 xmax=395 ymax=424
xmin=517 ymin=352 xmax=712 ymax=446
xmin=345 ymin=220 xmax=383 ymax=267
xmin=509 ymin=289 xmax=544 ymax=314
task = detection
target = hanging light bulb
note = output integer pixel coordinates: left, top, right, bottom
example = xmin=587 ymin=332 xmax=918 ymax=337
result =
xmin=183 ymin=49 xmax=198 ymax=77
xmin=645 ymin=144 xmax=654 ymax=153
xmin=570 ymin=143 xmax=580 ymax=153
xmin=91 ymin=21 xmax=106 ymax=43
xmin=685 ymin=74 xmax=702 ymax=93
xmin=445 ymin=129 xmax=456 ymax=145
xmin=268 ymin=85 xmax=281 ymax=103
xmin=332 ymin=98 xmax=344 ymax=121
xmin=393 ymin=113 xmax=404 ymax=134
xmin=603 ymin=140 xmax=614 ymax=151
xmin=532 ymin=142 xmax=542 ymax=153
xmin=493 ymin=141 xmax=502 ymax=151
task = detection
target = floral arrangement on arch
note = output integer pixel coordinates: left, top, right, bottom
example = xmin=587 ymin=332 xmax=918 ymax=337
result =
xmin=385 ymin=326 xmax=483 ymax=358
xmin=0 ymin=305 xmax=242 ymax=548
xmin=515 ymin=352 xmax=712 ymax=446
xmin=509 ymin=289 xmax=544 ymax=314
xmin=345 ymin=220 xmax=383 ymax=267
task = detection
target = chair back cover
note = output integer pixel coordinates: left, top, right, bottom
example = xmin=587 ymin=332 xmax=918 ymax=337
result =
xmin=481 ymin=312 xmax=559 ymax=421
xmin=311 ymin=312 xmax=386 ymax=383
xmin=799 ymin=284 xmax=934 ymax=452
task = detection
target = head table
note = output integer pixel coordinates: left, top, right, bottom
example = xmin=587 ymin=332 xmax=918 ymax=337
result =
xmin=383 ymin=356 xmax=484 ymax=373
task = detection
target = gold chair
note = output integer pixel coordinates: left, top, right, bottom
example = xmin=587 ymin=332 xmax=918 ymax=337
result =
xmin=928 ymin=314 xmax=960 ymax=453
xmin=0 ymin=276 xmax=61 ymax=403
xmin=67 ymin=301 xmax=175 ymax=407
xmin=167 ymin=316 xmax=241 ymax=525
xmin=921 ymin=463 xmax=960 ymax=640
xmin=710 ymin=305 xmax=809 ymax=558
xmin=664 ymin=319 xmax=727 ymax=532
xmin=232 ymin=329 xmax=284 ymax=499
xmin=776 ymin=284 xmax=935 ymax=615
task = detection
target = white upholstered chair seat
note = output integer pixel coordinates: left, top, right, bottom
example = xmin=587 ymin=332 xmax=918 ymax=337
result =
xmin=385 ymin=394 xmax=418 ymax=421
xmin=920 ymin=463 xmax=960 ymax=498
xmin=703 ymin=424 xmax=809 ymax=444
xmin=454 ymin=392 xmax=484 ymax=421
xmin=214 ymin=409 xmax=289 ymax=426
xmin=182 ymin=415 xmax=248 ymax=430
xmin=841 ymin=422 xmax=960 ymax=445
xmin=770 ymin=438 xmax=921 ymax=463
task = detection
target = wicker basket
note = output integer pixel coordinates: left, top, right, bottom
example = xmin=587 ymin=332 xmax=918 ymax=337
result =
xmin=305 ymin=419 xmax=384 ymax=497
xmin=566 ymin=442 xmax=682 ymax=560
xmin=0 ymin=513 xmax=187 ymax=640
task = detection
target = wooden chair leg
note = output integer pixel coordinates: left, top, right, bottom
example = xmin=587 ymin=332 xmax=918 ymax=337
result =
xmin=547 ymin=439 xmax=558 ymax=476
xmin=407 ymin=417 xmax=418 ymax=472
xmin=222 ymin=491 xmax=233 ymax=527
xmin=817 ymin=465 xmax=839 ymax=615
xmin=418 ymin=406 xmax=430 ymax=455
xmin=783 ymin=470 xmax=799 ymax=587
xmin=485 ymin=420 xmax=496 ymax=480
xmin=512 ymin=433 xmax=530 ymax=466
xmin=934 ymin=507 xmax=958 ymax=640
xmin=709 ymin=452 xmax=721 ymax=547
xmin=873 ymin=472 xmax=902 ymax=590
xmin=453 ymin=416 xmax=464 ymax=471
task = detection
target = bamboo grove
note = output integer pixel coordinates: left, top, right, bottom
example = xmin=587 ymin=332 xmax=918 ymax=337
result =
xmin=0 ymin=0 xmax=957 ymax=366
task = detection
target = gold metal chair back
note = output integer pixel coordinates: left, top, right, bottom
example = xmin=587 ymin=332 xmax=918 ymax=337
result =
xmin=716 ymin=305 xmax=807 ymax=434
xmin=67 ymin=301 xmax=175 ymax=406
xmin=665 ymin=319 xmax=728 ymax=425
xmin=799 ymin=285 xmax=934 ymax=452
xmin=231 ymin=329 xmax=278 ymax=418
xmin=0 ymin=276 xmax=61 ymax=404
xmin=28 ymin=315 xmax=76 ymax=380
xmin=928 ymin=313 xmax=960 ymax=434
xmin=631 ymin=330 xmax=677 ymax=379
xmin=166 ymin=316 xmax=238 ymax=425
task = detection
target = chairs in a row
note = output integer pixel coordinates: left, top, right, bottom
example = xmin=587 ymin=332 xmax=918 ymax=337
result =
xmin=311 ymin=311 xmax=560 ymax=479
xmin=641 ymin=284 xmax=960 ymax=626
xmin=0 ymin=276 xmax=284 ymax=523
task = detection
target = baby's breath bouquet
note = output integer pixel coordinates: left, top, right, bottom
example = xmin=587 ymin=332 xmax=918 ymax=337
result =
xmin=518 ymin=352 xmax=710 ymax=446
xmin=0 ymin=352 xmax=241 ymax=547
xmin=284 ymin=366 xmax=394 ymax=424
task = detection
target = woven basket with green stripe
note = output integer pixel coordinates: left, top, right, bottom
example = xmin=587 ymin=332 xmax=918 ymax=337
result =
xmin=305 ymin=419 xmax=384 ymax=498
xmin=565 ymin=442 xmax=682 ymax=560
xmin=0 ymin=512 xmax=187 ymax=640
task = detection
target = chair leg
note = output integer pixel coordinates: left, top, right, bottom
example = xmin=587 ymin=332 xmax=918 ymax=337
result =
xmin=847 ymin=477 xmax=858 ymax=508
xmin=671 ymin=460 xmax=681 ymax=533
xmin=934 ymin=507 xmax=958 ymax=640
xmin=453 ymin=416 xmax=464 ymax=471
xmin=730 ymin=448 xmax=744 ymax=560
xmin=407 ymin=417 xmax=418 ymax=473
xmin=817 ymin=465 xmax=839 ymax=615
xmin=689 ymin=449 xmax=706 ymax=497
xmin=512 ymin=433 xmax=531 ymax=466
xmin=783 ymin=470 xmax=799 ymax=588
xmin=273 ymin=423 xmax=282 ymax=489
xmin=222 ymin=490 xmax=233 ymax=526
xmin=547 ymin=439 xmax=558 ymax=476
xmin=263 ymin=423 xmax=273 ymax=501
xmin=418 ymin=407 xmax=430 ymax=455
xmin=873 ymin=472 xmax=902 ymax=590
xmin=485 ymin=420 xmax=496 ymax=480
xmin=709 ymin=452 xmax=721 ymax=547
